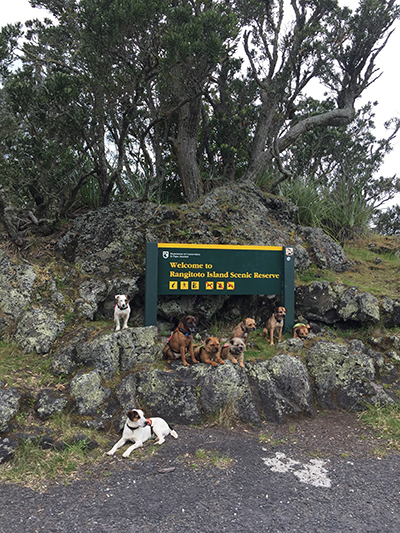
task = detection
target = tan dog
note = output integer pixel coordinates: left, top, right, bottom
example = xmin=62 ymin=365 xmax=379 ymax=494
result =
xmin=263 ymin=306 xmax=287 ymax=345
xmin=194 ymin=337 xmax=224 ymax=367
xmin=293 ymin=323 xmax=311 ymax=340
xmin=220 ymin=337 xmax=246 ymax=368
xmin=163 ymin=315 xmax=198 ymax=366
xmin=229 ymin=318 xmax=256 ymax=350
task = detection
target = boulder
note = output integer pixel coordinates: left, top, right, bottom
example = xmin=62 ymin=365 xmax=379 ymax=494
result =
xmin=35 ymin=388 xmax=70 ymax=420
xmin=0 ymin=250 xmax=36 ymax=322
xmin=0 ymin=436 xmax=19 ymax=464
xmin=14 ymin=306 xmax=65 ymax=354
xmin=187 ymin=362 xmax=261 ymax=425
xmin=0 ymin=387 xmax=21 ymax=433
xmin=296 ymin=282 xmax=380 ymax=325
xmin=70 ymin=370 xmax=111 ymax=416
xmin=247 ymin=355 xmax=315 ymax=423
xmin=298 ymin=226 xmax=350 ymax=272
xmin=305 ymin=340 xmax=393 ymax=410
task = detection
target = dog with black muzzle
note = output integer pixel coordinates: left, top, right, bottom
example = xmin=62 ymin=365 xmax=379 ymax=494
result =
xmin=194 ymin=336 xmax=224 ymax=367
xmin=106 ymin=408 xmax=178 ymax=458
xmin=114 ymin=294 xmax=131 ymax=331
xmin=293 ymin=323 xmax=311 ymax=340
xmin=163 ymin=315 xmax=198 ymax=366
xmin=220 ymin=337 xmax=246 ymax=368
xmin=263 ymin=306 xmax=287 ymax=345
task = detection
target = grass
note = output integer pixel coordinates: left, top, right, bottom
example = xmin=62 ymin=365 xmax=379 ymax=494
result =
xmin=0 ymin=413 xmax=111 ymax=489
xmin=296 ymin=233 xmax=400 ymax=301
xmin=185 ymin=448 xmax=234 ymax=470
xmin=358 ymin=403 xmax=400 ymax=451
xmin=0 ymin=341 xmax=66 ymax=389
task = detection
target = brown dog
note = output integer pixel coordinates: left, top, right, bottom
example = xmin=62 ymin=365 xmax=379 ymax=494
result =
xmin=194 ymin=337 xmax=224 ymax=367
xmin=263 ymin=306 xmax=287 ymax=345
xmin=229 ymin=318 xmax=256 ymax=350
xmin=293 ymin=323 xmax=311 ymax=340
xmin=220 ymin=337 xmax=246 ymax=368
xmin=163 ymin=315 xmax=198 ymax=366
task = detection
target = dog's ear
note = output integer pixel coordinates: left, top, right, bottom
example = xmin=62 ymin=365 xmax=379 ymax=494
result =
xmin=306 ymin=324 xmax=311 ymax=330
xmin=205 ymin=337 xmax=210 ymax=345
xmin=127 ymin=410 xmax=135 ymax=421
xmin=126 ymin=295 xmax=130 ymax=301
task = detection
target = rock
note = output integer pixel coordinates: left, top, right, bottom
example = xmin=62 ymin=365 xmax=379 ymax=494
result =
xmin=306 ymin=340 xmax=377 ymax=410
xmin=0 ymin=250 xmax=36 ymax=321
xmin=296 ymin=282 xmax=380 ymax=325
xmin=70 ymin=433 xmax=99 ymax=450
xmin=247 ymin=355 xmax=315 ymax=423
xmin=135 ymin=369 xmax=202 ymax=425
xmin=70 ymin=370 xmax=111 ymax=416
xmin=52 ymin=326 xmax=159 ymax=378
xmin=75 ymin=279 xmax=107 ymax=320
xmin=14 ymin=306 xmax=65 ymax=354
xmin=35 ymin=388 xmax=69 ymax=420
xmin=188 ymin=363 xmax=261 ymax=425
xmin=0 ymin=387 xmax=21 ymax=433
xmin=0 ymin=436 xmax=19 ymax=463
xmin=298 ymin=226 xmax=350 ymax=272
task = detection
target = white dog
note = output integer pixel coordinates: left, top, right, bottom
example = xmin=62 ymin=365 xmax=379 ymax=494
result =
xmin=114 ymin=294 xmax=131 ymax=331
xmin=106 ymin=409 xmax=178 ymax=458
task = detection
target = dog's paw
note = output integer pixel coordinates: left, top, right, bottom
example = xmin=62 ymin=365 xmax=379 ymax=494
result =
xmin=106 ymin=450 xmax=114 ymax=456
xmin=122 ymin=451 xmax=131 ymax=458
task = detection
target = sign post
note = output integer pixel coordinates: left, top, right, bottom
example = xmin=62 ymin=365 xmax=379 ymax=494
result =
xmin=145 ymin=243 xmax=295 ymax=331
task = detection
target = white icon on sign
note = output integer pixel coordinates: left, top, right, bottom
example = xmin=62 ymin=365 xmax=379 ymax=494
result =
xmin=162 ymin=251 xmax=169 ymax=259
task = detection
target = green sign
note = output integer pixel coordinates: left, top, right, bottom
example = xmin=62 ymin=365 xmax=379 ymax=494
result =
xmin=145 ymin=242 xmax=295 ymax=330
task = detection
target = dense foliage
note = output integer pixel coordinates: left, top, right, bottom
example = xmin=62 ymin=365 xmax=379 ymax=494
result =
xmin=0 ymin=0 xmax=399 ymax=243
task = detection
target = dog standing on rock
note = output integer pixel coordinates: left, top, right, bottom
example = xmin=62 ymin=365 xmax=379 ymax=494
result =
xmin=114 ymin=294 xmax=131 ymax=331
xmin=263 ymin=306 xmax=287 ymax=345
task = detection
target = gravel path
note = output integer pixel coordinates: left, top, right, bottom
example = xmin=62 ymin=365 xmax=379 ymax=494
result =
xmin=0 ymin=412 xmax=399 ymax=533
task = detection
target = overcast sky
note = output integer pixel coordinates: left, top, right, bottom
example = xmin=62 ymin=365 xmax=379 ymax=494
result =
xmin=2 ymin=0 xmax=399 ymax=207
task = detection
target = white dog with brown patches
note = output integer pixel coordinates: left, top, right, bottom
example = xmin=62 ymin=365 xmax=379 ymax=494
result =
xmin=114 ymin=294 xmax=131 ymax=331
xmin=106 ymin=409 xmax=178 ymax=458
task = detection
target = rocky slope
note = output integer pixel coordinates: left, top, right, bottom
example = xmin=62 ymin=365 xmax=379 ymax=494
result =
xmin=0 ymin=183 xmax=399 ymax=462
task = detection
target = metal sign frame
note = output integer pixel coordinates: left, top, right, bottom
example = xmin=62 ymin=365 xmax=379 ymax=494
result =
xmin=145 ymin=242 xmax=294 ymax=331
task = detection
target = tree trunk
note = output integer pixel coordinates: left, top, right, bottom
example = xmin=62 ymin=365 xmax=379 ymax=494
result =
xmin=176 ymin=96 xmax=203 ymax=203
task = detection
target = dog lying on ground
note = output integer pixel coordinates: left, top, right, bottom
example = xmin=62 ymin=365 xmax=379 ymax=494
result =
xmin=114 ymin=294 xmax=131 ymax=331
xmin=293 ymin=323 xmax=311 ymax=340
xmin=229 ymin=318 xmax=256 ymax=350
xmin=194 ymin=336 xmax=224 ymax=367
xmin=106 ymin=408 xmax=178 ymax=458
xmin=263 ymin=306 xmax=287 ymax=345
xmin=163 ymin=315 xmax=198 ymax=366
xmin=220 ymin=337 xmax=246 ymax=368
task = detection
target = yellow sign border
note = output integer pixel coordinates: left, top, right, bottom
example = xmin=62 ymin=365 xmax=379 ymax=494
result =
xmin=158 ymin=243 xmax=283 ymax=251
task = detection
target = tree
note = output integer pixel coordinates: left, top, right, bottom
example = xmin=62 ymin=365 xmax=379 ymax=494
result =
xmin=0 ymin=0 xmax=398 ymax=234
xmin=237 ymin=0 xmax=400 ymax=185
xmin=277 ymin=100 xmax=400 ymax=239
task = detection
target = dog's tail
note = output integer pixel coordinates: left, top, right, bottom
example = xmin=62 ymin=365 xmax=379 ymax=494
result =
xmin=170 ymin=429 xmax=178 ymax=439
